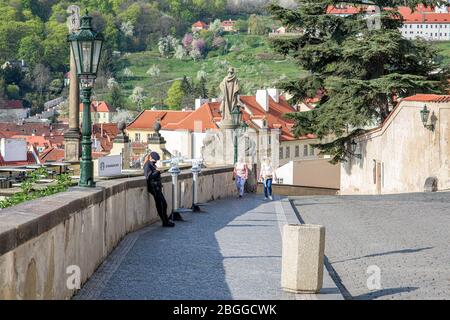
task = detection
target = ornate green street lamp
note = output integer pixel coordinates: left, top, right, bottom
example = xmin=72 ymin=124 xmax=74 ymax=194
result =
xmin=68 ymin=11 xmax=104 ymax=187
xmin=420 ymin=104 xmax=434 ymax=131
xmin=231 ymin=106 xmax=243 ymax=164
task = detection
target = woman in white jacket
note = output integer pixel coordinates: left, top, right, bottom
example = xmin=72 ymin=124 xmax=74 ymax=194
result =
xmin=259 ymin=157 xmax=277 ymax=200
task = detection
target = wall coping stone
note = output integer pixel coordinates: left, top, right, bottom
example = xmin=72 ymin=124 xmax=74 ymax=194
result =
xmin=0 ymin=166 xmax=233 ymax=256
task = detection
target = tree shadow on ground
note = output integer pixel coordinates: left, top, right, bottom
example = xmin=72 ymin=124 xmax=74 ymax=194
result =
xmin=332 ymin=247 xmax=433 ymax=264
xmin=77 ymin=194 xmax=283 ymax=300
xmin=353 ymin=287 xmax=419 ymax=300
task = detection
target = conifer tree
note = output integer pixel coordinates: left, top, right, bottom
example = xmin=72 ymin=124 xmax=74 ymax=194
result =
xmin=269 ymin=0 xmax=449 ymax=163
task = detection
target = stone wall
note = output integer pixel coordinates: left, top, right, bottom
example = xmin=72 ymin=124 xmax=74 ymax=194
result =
xmin=257 ymin=183 xmax=339 ymax=196
xmin=341 ymin=100 xmax=450 ymax=195
xmin=0 ymin=166 xmax=235 ymax=300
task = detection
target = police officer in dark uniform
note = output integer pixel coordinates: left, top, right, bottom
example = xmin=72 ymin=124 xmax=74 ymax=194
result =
xmin=144 ymin=151 xmax=175 ymax=227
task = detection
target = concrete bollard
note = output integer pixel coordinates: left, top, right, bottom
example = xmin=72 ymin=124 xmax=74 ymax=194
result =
xmin=281 ymin=224 xmax=326 ymax=293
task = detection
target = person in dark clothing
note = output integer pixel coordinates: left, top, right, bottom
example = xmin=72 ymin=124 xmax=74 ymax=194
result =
xmin=144 ymin=151 xmax=175 ymax=227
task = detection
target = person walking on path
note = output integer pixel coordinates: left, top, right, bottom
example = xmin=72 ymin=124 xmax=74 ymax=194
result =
xmin=234 ymin=158 xmax=249 ymax=198
xmin=144 ymin=151 xmax=175 ymax=227
xmin=259 ymin=157 xmax=276 ymax=201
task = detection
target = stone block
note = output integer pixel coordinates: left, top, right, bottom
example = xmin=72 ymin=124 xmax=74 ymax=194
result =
xmin=281 ymin=224 xmax=325 ymax=293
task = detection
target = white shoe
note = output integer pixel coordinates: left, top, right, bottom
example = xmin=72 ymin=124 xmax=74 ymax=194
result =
xmin=264 ymin=197 xmax=268 ymax=200
xmin=269 ymin=196 xmax=273 ymax=201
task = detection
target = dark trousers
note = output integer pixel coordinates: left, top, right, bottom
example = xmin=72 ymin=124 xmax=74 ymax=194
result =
xmin=148 ymin=181 xmax=170 ymax=224
xmin=263 ymin=178 xmax=273 ymax=197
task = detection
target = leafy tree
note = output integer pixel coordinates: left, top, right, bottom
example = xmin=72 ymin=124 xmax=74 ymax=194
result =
xmin=209 ymin=19 xmax=223 ymax=36
xmin=248 ymin=14 xmax=268 ymax=35
xmin=6 ymin=84 xmax=20 ymax=100
xmin=32 ymin=63 xmax=51 ymax=98
xmin=165 ymin=80 xmax=185 ymax=110
xmin=235 ymin=19 xmax=249 ymax=33
xmin=18 ymin=34 xmax=44 ymax=67
xmin=269 ymin=0 xmax=449 ymax=163
xmin=107 ymin=84 xmax=125 ymax=110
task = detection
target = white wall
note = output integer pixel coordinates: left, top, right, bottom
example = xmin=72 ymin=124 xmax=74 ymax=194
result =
xmin=400 ymin=23 xmax=450 ymax=41
xmin=160 ymin=130 xmax=192 ymax=158
xmin=0 ymin=138 xmax=27 ymax=162
xmin=341 ymin=101 xmax=450 ymax=194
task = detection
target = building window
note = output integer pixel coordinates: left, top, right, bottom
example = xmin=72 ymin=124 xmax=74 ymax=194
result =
xmin=276 ymin=178 xmax=284 ymax=184
xmin=135 ymin=133 xmax=140 ymax=142
xmin=268 ymin=135 xmax=271 ymax=145
xmin=309 ymin=145 xmax=315 ymax=156
xmin=286 ymin=146 xmax=290 ymax=158
xmin=279 ymin=147 xmax=283 ymax=159
xmin=147 ymin=134 xmax=151 ymax=142
xmin=295 ymin=145 xmax=300 ymax=157
xmin=303 ymin=145 xmax=308 ymax=157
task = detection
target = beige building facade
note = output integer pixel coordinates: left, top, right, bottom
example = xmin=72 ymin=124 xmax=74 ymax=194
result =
xmin=341 ymin=94 xmax=450 ymax=195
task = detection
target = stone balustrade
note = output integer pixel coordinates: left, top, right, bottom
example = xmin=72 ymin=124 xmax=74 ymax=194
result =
xmin=0 ymin=166 xmax=235 ymax=300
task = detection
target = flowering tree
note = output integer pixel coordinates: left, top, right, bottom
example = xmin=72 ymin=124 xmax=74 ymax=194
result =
xmin=182 ymin=33 xmax=194 ymax=50
xmin=174 ymin=45 xmax=187 ymax=60
xmin=146 ymin=65 xmax=160 ymax=77
xmin=129 ymin=86 xmax=146 ymax=110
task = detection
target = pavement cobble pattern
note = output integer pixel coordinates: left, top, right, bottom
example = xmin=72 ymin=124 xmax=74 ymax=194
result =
xmin=293 ymin=192 xmax=450 ymax=300
xmin=75 ymin=194 xmax=297 ymax=300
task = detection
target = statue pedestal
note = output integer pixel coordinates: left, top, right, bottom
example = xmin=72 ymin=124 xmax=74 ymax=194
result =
xmin=219 ymin=119 xmax=236 ymax=130
xmin=64 ymin=129 xmax=81 ymax=162
xmin=222 ymin=128 xmax=235 ymax=165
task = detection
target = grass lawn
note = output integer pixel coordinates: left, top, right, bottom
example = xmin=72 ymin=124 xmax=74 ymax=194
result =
xmin=106 ymin=34 xmax=307 ymax=110
xmin=433 ymin=41 xmax=450 ymax=65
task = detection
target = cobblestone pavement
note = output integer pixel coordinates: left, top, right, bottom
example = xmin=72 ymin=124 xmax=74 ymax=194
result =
xmin=75 ymin=194 xmax=300 ymax=300
xmin=292 ymin=192 xmax=450 ymax=300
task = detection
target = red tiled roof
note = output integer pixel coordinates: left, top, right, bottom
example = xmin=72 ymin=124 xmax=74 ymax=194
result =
xmin=399 ymin=7 xmax=450 ymax=23
xmin=327 ymin=5 xmax=450 ymax=24
xmin=0 ymin=100 xmax=24 ymax=109
xmin=0 ymin=131 xmax=20 ymax=138
xmin=39 ymin=147 xmax=65 ymax=163
xmin=192 ymin=21 xmax=208 ymax=28
xmin=127 ymin=110 xmax=193 ymax=130
xmin=0 ymin=123 xmax=68 ymax=136
xmin=12 ymin=135 xmax=53 ymax=150
xmin=164 ymin=103 xmax=219 ymax=131
xmin=327 ymin=5 xmax=364 ymax=15
xmin=80 ymin=101 xmax=115 ymax=112
xmin=401 ymin=94 xmax=450 ymax=103
xmin=222 ymin=19 xmax=236 ymax=26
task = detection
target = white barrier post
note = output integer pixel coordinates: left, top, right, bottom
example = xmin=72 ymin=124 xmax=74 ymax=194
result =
xmin=165 ymin=158 xmax=183 ymax=221
xmin=191 ymin=159 xmax=202 ymax=212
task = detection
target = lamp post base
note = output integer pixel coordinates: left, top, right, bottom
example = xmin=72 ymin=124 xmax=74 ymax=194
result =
xmin=79 ymin=159 xmax=96 ymax=187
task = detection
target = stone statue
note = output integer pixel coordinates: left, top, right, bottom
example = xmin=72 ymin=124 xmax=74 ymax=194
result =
xmin=67 ymin=5 xmax=81 ymax=32
xmin=219 ymin=67 xmax=240 ymax=128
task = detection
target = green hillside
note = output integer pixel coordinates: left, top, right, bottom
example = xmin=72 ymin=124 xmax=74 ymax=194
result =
xmin=107 ymin=34 xmax=307 ymax=110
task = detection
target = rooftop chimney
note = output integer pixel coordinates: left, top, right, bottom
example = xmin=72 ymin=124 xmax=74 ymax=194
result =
xmin=195 ymin=98 xmax=210 ymax=110
xmin=267 ymin=88 xmax=279 ymax=103
xmin=256 ymin=89 xmax=270 ymax=112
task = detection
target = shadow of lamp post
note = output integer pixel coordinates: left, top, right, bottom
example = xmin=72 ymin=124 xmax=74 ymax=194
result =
xmin=67 ymin=11 xmax=104 ymax=187
xmin=351 ymin=139 xmax=362 ymax=159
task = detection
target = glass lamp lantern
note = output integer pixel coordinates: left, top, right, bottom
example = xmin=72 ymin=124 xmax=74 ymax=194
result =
xmin=67 ymin=12 xmax=104 ymax=86
xmin=231 ymin=106 xmax=243 ymax=128
xmin=420 ymin=105 xmax=430 ymax=127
